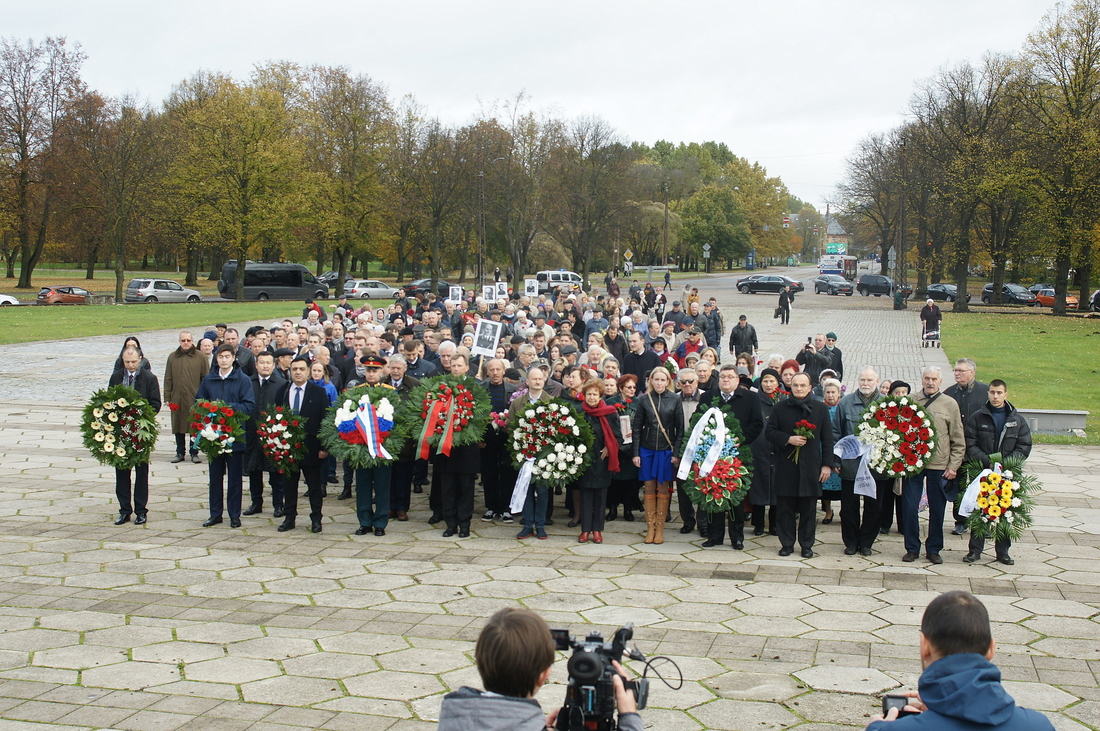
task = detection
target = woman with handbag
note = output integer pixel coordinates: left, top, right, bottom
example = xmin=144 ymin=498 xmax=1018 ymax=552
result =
xmin=631 ymin=367 xmax=684 ymax=544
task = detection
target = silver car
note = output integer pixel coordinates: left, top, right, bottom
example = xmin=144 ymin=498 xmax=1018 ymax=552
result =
xmin=344 ymin=279 xmax=399 ymax=299
xmin=125 ymin=278 xmax=203 ymax=304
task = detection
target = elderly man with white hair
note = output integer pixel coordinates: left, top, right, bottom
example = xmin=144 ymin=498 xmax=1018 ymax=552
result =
xmin=902 ymin=366 xmax=966 ymax=565
xmin=833 ymin=367 xmax=884 ymax=556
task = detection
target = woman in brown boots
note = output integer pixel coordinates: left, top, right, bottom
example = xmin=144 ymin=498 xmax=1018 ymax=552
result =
xmin=631 ymin=367 xmax=684 ymax=544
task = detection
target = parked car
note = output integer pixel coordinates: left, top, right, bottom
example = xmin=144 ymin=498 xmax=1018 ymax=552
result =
xmin=318 ymin=270 xmax=355 ymax=287
xmin=1034 ymin=288 xmax=1078 ymax=309
xmin=1027 ymin=283 xmax=1052 ymax=295
xmin=536 ymin=269 xmax=584 ymax=294
xmin=217 ymin=263 xmax=329 ymax=301
xmin=739 ymin=275 xmax=804 ymax=294
xmin=403 ymin=278 xmax=453 ymax=298
xmin=980 ymin=283 xmax=1037 ymax=305
xmin=343 ymin=279 xmax=399 ymax=299
xmin=925 ymin=282 xmax=971 ymax=303
xmin=37 ymin=286 xmax=91 ymax=305
xmin=125 ymin=278 xmax=202 ymax=304
xmin=735 ymin=273 xmax=767 ymax=288
xmin=813 ymin=274 xmax=853 ymax=296
xmin=1092 ymin=290 xmax=1100 ymax=311
xmin=0 ymin=294 xmax=19 ymax=306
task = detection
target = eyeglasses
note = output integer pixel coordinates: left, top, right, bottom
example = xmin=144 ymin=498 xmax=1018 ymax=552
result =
xmin=952 ymin=368 xmax=971 ymax=373
xmin=679 ymin=380 xmax=696 ymax=385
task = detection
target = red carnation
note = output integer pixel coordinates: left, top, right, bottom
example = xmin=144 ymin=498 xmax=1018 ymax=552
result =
xmin=875 ymin=409 xmax=887 ymax=421
xmin=892 ymin=462 xmax=905 ymax=473
xmin=169 ymin=403 xmax=180 ymax=412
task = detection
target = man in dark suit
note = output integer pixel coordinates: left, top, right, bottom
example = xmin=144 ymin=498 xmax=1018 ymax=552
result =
xmin=244 ymin=351 xmax=287 ymax=518
xmin=479 ymin=358 xmax=518 ymax=523
xmin=674 ymin=367 xmax=709 ymax=535
xmin=277 ymin=356 xmax=330 ymax=533
xmin=109 ymin=347 xmax=162 ymax=525
xmin=384 ymin=353 xmax=420 ymax=520
xmin=698 ymin=365 xmax=765 ymax=550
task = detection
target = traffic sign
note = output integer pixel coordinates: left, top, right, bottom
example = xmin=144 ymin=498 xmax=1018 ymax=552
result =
xmin=623 ymin=249 xmax=633 ymax=261
xmin=887 ymin=246 xmax=897 ymax=266
xmin=702 ymin=251 xmax=711 ymax=258
xmin=702 ymin=243 xmax=711 ymax=252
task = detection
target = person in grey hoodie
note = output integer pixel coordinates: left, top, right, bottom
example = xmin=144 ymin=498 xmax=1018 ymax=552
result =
xmin=439 ymin=608 xmax=643 ymax=731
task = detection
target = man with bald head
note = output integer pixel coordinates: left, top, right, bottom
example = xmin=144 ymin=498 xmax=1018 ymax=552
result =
xmin=833 ymin=366 xmax=884 ymax=556
xmin=164 ymin=331 xmax=207 ymax=464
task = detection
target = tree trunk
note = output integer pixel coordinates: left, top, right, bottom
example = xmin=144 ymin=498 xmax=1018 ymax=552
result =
xmin=185 ymin=247 xmax=199 ymax=287
xmin=85 ymin=242 xmax=98 ymax=280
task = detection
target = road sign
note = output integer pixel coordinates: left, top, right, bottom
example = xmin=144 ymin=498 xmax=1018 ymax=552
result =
xmin=623 ymin=249 xmax=633 ymax=261
xmin=701 ymin=243 xmax=711 ymax=252
xmin=702 ymin=251 xmax=711 ymax=258
xmin=887 ymin=246 xmax=897 ymax=267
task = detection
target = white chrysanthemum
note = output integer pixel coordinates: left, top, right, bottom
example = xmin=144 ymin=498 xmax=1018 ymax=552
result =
xmin=1011 ymin=497 xmax=1021 ymax=507
xmin=578 ymin=444 xmax=587 ymax=454
xmin=117 ymin=398 xmax=128 ymax=407
xmin=546 ymin=453 xmax=557 ymax=463
xmin=94 ymin=432 xmax=104 ymax=442
xmin=93 ymin=408 xmax=103 ymax=418
xmin=525 ymin=409 xmax=535 ymax=418
xmin=108 ymin=412 xmax=119 ymax=422
xmin=536 ymin=406 xmax=545 ymax=414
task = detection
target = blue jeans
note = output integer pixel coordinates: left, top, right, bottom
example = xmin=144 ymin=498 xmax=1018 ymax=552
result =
xmin=902 ymin=469 xmax=945 ymax=555
xmin=356 ymin=465 xmax=391 ymax=529
xmin=209 ymin=452 xmax=244 ymax=520
xmin=522 ymin=484 xmax=549 ymax=530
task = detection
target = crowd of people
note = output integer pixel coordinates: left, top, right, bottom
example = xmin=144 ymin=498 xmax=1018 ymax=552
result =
xmin=106 ymin=277 xmax=1031 ymax=564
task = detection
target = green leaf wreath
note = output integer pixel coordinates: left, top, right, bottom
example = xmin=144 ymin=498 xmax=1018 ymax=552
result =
xmin=81 ymin=385 xmax=159 ymax=470
xmin=319 ymin=384 xmax=406 ymax=469
xmin=393 ymin=374 xmax=490 ymax=458
xmin=961 ymin=454 xmax=1039 ymax=543
xmin=678 ymin=399 xmax=754 ymax=512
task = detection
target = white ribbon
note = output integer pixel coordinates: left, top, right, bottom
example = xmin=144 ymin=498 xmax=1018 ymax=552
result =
xmin=834 ymin=435 xmax=877 ymax=498
xmin=677 ymin=407 xmax=728 ymax=481
xmin=510 ymin=458 xmax=536 ymax=514
xmin=958 ymin=462 xmax=1002 ymax=517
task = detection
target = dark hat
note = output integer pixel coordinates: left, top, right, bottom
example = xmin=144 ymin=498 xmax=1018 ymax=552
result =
xmin=739 ymin=314 xmax=747 ymax=321
xmin=559 ymin=344 xmax=578 ymax=355
xmin=689 ymin=326 xmax=703 ymax=335
xmin=510 ymin=334 xmax=526 ymax=345
xmin=399 ymin=327 xmax=415 ymax=337
xmin=215 ymin=323 xmax=228 ymax=329
xmin=534 ymin=313 xmax=547 ymax=321
xmin=826 ymin=332 xmax=838 ymax=340
xmin=360 ymin=354 xmax=386 ymax=369
xmin=760 ymin=367 xmax=781 ymax=384
xmin=203 ymin=330 xmax=218 ymax=341
xmin=889 ymin=380 xmax=911 ymax=394
xmin=504 ymin=367 xmax=522 ymax=381
xmin=672 ymin=301 xmax=681 ymax=306
xmin=273 ymin=348 xmax=295 ymax=358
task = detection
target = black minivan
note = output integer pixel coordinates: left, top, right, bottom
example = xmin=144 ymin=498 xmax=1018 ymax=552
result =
xmin=217 ymin=262 xmax=329 ymax=301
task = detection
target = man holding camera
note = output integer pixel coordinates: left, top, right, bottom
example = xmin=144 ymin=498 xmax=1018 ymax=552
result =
xmin=867 ymin=590 xmax=1053 ymax=730
xmin=439 ymin=608 xmax=643 ymax=731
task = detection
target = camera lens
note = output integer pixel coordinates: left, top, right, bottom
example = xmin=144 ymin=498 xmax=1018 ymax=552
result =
xmin=567 ymin=651 xmax=603 ymax=684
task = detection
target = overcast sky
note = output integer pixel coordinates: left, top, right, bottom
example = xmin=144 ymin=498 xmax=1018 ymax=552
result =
xmin=8 ymin=0 xmax=1058 ymax=208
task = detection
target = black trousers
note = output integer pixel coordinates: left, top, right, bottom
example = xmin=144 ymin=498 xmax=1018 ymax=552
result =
xmin=481 ymin=435 xmax=516 ymax=515
xmin=413 ymin=458 xmax=429 ymax=486
xmin=390 ymin=459 xmax=414 ymax=512
xmin=430 ymin=465 xmax=443 ymax=515
xmin=779 ymin=306 xmax=790 ymax=325
xmin=578 ymin=488 xmax=608 ymax=532
xmin=115 ymin=464 xmax=149 ymax=516
xmin=751 ymin=503 xmax=777 ymax=533
xmin=776 ymin=495 xmax=817 ymax=549
xmin=969 ymin=534 xmax=1012 ymax=558
xmin=248 ymin=469 xmax=284 ymax=510
xmin=840 ymin=478 xmax=881 ymax=551
xmin=284 ymin=465 xmax=325 ymax=523
xmin=208 ymin=452 xmax=244 ymax=520
xmin=878 ymin=480 xmax=904 ymax=533
xmin=707 ymin=502 xmax=746 ymax=545
xmin=441 ymin=473 xmax=475 ymax=530
xmin=174 ymin=432 xmax=197 ymax=456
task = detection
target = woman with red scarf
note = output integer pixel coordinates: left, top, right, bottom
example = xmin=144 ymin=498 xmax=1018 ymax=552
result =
xmin=576 ymin=380 xmax=622 ymax=543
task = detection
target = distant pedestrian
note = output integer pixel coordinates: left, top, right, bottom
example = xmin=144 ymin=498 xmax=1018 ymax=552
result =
xmin=777 ymin=286 xmax=792 ymax=325
xmin=494 ymin=267 xmax=501 ymax=283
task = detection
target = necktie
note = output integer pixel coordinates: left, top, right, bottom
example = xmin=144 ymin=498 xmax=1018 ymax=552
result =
xmin=293 ymin=387 xmax=301 ymax=413
xmin=127 ymin=373 xmax=133 ymax=388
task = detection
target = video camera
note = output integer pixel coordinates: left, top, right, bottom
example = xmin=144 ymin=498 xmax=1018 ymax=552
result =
xmin=551 ymin=623 xmax=649 ymax=731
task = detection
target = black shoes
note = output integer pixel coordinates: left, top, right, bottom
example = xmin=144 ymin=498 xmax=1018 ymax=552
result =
xmin=355 ymin=526 xmax=370 ymax=536
xmin=277 ymin=520 xmax=295 ymax=532
xmin=202 ymin=517 xmax=222 ymax=527
xmin=544 ymin=518 xmax=555 ymax=526
xmin=801 ymin=548 xmax=814 ymax=559
xmin=844 ymin=547 xmax=858 ymax=556
xmin=679 ymin=523 xmax=695 ymax=535
xmin=963 ymin=551 xmax=981 ymax=563
xmin=701 ymin=539 xmax=719 ymax=548
xmin=623 ymin=511 xmax=634 ymax=522
xmin=753 ymin=527 xmax=765 ymax=537
xmin=243 ymin=504 xmax=262 ymax=516
xmin=273 ymin=508 xmax=285 ymax=518
xmin=374 ymin=528 xmax=385 ymax=537
xmin=428 ymin=514 xmax=443 ymax=525
xmin=171 ymin=454 xmax=185 ymax=463
xmin=732 ymin=541 xmax=744 ymax=550
xmin=412 ymin=486 xmax=423 ymax=494
xmin=310 ymin=522 xmax=322 ymax=533
xmin=442 ymin=527 xmax=457 ymax=537
xmin=191 ymin=454 xmax=201 ymax=464
xmin=458 ymin=528 xmax=470 ymax=538
xmin=567 ymin=519 xmax=579 ymax=528
xmin=134 ymin=513 xmax=147 ymax=525
xmin=778 ymin=546 xmax=793 ymax=556
xmin=114 ymin=513 xmax=131 ymax=526
xmin=951 ymin=524 xmax=967 ymax=535
xmin=337 ymin=487 xmax=352 ymax=500
xmin=859 ymin=548 xmax=872 ymax=557
xmin=326 ymin=476 xmax=339 ymax=484
xmin=927 ymin=553 xmax=943 ymax=565
xmin=902 ymin=552 xmax=919 ymax=562
xmin=606 ymin=508 xmax=618 ymax=522
xmin=230 ymin=518 xmax=241 ymax=528
xmin=997 ymin=554 xmax=1014 ymax=566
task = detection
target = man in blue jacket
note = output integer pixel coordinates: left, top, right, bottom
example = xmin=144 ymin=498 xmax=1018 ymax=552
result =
xmin=196 ymin=344 xmax=255 ymax=528
xmin=867 ymin=590 xmax=1053 ymax=730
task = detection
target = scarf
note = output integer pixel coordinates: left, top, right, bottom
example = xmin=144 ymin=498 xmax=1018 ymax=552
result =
xmin=581 ymin=400 xmax=621 ymax=473
xmin=786 ymin=393 xmax=815 ymax=417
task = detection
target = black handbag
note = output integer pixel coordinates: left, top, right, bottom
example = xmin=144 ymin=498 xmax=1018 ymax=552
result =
xmin=773 ymin=307 xmax=782 ymax=319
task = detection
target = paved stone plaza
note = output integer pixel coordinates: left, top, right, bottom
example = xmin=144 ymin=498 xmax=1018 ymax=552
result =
xmin=0 ymin=287 xmax=1097 ymax=730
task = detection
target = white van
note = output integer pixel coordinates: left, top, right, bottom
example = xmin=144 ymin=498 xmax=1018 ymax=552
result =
xmin=536 ymin=270 xmax=584 ymax=294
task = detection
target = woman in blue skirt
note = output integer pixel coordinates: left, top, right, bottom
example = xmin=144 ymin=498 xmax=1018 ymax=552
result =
xmin=631 ymin=367 xmax=684 ymax=545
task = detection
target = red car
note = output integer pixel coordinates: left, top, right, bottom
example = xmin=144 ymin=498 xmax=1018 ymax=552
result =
xmin=37 ymin=286 xmax=91 ymax=305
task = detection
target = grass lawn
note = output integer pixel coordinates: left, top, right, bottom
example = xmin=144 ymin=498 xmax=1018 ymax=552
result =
xmin=941 ymin=312 xmax=1100 ymax=445
xmin=0 ymin=301 xmax=312 ymax=344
